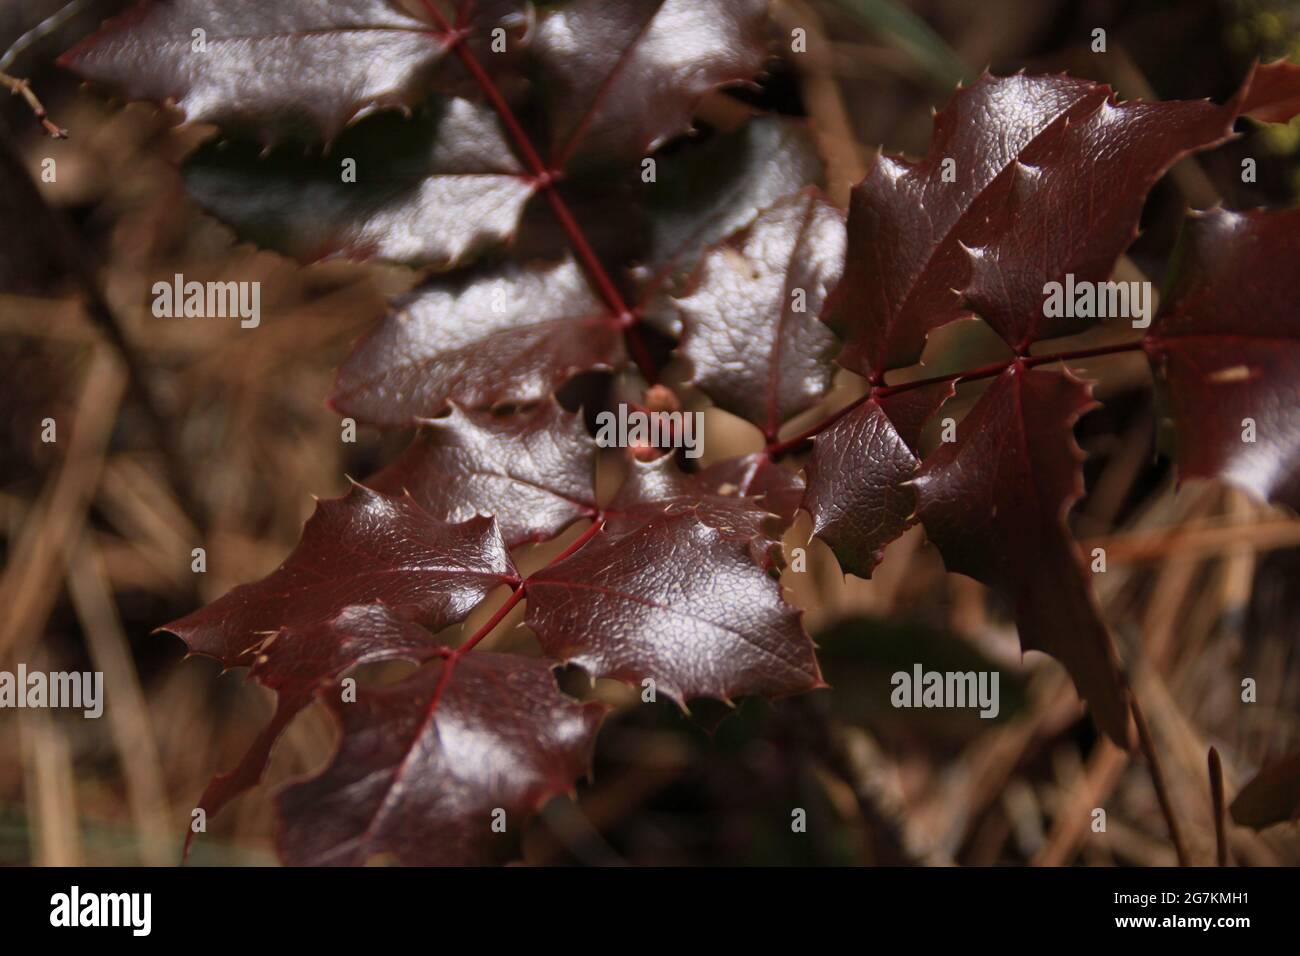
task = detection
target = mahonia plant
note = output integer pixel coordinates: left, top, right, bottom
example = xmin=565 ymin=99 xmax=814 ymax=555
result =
xmin=60 ymin=1 xmax=1300 ymax=864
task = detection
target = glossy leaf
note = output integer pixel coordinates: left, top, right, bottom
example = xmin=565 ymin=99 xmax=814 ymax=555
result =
xmin=961 ymin=94 xmax=1236 ymax=350
xmin=959 ymin=59 xmax=1300 ymax=350
xmin=803 ymin=382 xmax=953 ymax=578
xmin=535 ymin=0 xmax=768 ymax=168
xmin=828 ymin=62 xmax=1300 ymax=378
xmin=1238 ymin=58 xmax=1300 ymax=123
xmin=644 ymin=117 xmax=823 ymax=283
xmin=698 ymin=453 xmax=806 ymax=525
xmin=184 ymin=98 xmax=535 ymax=268
xmin=68 ymin=0 xmax=1300 ymax=868
xmin=188 ymin=605 xmax=446 ymax=844
xmin=366 ymin=401 xmax=599 ymax=546
xmin=1146 ymin=207 xmax=1300 ymax=511
xmin=829 ymin=72 xmax=1105 ymax=380
xmin=331 ymin=256 xmax=619 ymax=425
xmin=912 ymin=365 xmax=1133 ymax=746
xmin=277 ymin=651 xmax=606 ymax=865
xmin=676 ymin=188 xmax=845 ymax=436
xmin=59 ymin=0 xmax=455 ymax=140
xmin=526 ymin=458 xmax=823 ymax=704
xmin=162 ymin=486 xmax=517 ymax=667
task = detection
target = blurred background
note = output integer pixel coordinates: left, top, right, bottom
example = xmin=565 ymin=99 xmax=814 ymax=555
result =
xmin=1 ymin=0 xmax=1298 ymax=866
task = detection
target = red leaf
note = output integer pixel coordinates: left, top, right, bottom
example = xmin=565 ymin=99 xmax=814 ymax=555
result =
xmin=331 ymin=257 xmax=620 ymax=425
xmin=829 ymin=63 xmax=1300 ymax=378
xmin=277 ymin=651 xmax=605 ymax=865
xmin=676 ymin=188 xmax=845 ymax=437
xmin=188 ymin=605 xmax=447 ymax=846
xmin=957 ymin=57 xmax=1300 ymax=349
xmin=643 ymin=117 xmax=823 ymax=290
xmin=183 ymin=98 xmax=536 ymax=268
xmin=829 ymin=73 xmax=1106 ymax=380
xmin=525 ymin=458 xmax=823 ymax=704
xmin=803 ymin=382 xmax=953 ymax=578
xmin=698 ymin=453 xmax=806 ymax=524
xmin=59 ymin=0 xmax=460 ymax=141
xmin=366 ymin=401 xmax=599 ymax=546
xmin=162 ymin=486 xmax=517 ymax=667
xmin=912 ymin=364 xmax=1134 ymax=746
xmin=961 ymin=95 xmax=1236 ymax=350
xmin=1146 ymin=207 xmax=1300 ymax=511
xmin=1229 ymin=752 xmax=1300 ymax=829
xmin=535 ymin=0 xmax=768 ymax=168
xmin=1238 ymin=58 xmax=1300 ymax=123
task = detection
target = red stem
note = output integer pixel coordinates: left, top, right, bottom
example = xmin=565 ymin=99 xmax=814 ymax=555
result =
xmin=421 ymin=1 xmax=659 ymax=385
xmin=542 ymin=516 xmax=607 ymax=566
xmin=766 ymin=339 xmax=1146 ymax=459
xmin=395 ymin=515 xmax=606 ymax=815
xmin=452 ymin=584 xmax=527 ymax=657
xmin=453 ymin=517 xmax=605 ymax=657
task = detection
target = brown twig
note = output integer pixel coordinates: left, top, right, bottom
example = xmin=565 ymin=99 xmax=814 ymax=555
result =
xmin=1084 ymin=514 xmax=1300 ymax=565
xmin=1208 ymin=746 xmax=1230 ymax=866
xmin=1131 ymin=694 xmax=1190 ymax=866
xmin=65 ymin=535 xmax=176 ymax=865
xmin=0 ymin=70 xmax=66 ymax=138
xmin=1033 ymin=737 xmax=1129 ymax=866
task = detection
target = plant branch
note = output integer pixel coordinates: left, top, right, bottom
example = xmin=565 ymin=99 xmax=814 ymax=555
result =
xmin=1208 ymin=746 xmax=1229 ymax=866
xmin=454 ymin=517 xmax=606 ymax=657
xmin=1 ymin=71 xmax=66 ymax=138
xmin=0 ymin=0 xmax=91 ymax=73
xmin=419 ymin=1 xmax=660 ymax=384
xmin=453 ymin=584 xmax=527 ymax=658
xmin=766 ymin=339 xmax=1147 ymax=459
xmin=1131 ymin=694 xmax=1190 ymax=866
